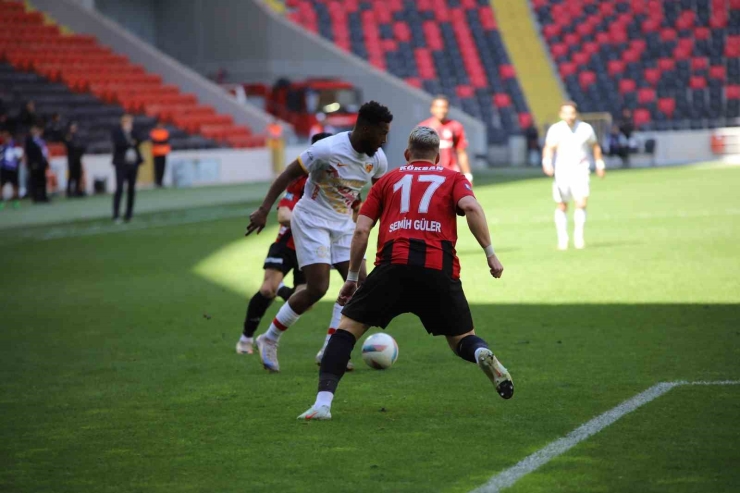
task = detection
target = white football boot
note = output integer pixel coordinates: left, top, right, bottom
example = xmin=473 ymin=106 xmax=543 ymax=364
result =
xmin=574 ymin=231 xmax=585 ymax=250
xmin=477 ymin=349 xmax=514 ymax=399
xmin=297 ymin=404 xmax=332 ymax=421
xmin=235 ymin=337 xmax=254 ymax=355
xmin=557 ymin=235 xmax=569 ymax=251
xmin=256 ymin=334 xmax=280 ymax=372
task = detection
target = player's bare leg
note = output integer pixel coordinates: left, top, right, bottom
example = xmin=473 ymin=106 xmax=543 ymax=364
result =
xmin=298 ymin=316 xmax=369 ymax=420
xmin=256 ymin=263 xmax=331 ymax=372
xmin=315 ymin=260 xmax=368 ymax=371
xmin=237 ymin=269 xmax=284 ymax=354
xmin=573 ymin=197 xmax=588 ymax=249
xmin=555 ymin=201 xmax=569 ymax=250
xmin=447 ymin=330 xmax=514 ymax=399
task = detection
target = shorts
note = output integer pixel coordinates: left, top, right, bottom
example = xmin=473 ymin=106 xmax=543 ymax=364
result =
xmin=0 ymin=168 xmax=19 ymax=187
xmin=552 ymin=176 xmax=590 ymax=203
xmin=290 ymin=205 xmax=354 ymax=268
xmin=263 ymin=242 xmax=306 ymax=286
xmin=342 ymin=264 xmax=474 ymax=337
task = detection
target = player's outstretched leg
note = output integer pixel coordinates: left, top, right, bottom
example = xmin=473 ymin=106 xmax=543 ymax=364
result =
xmin=298 ymin=318 xmax=368 ymax=420
xmin=451 ymin=332 xmax=514 ymax=399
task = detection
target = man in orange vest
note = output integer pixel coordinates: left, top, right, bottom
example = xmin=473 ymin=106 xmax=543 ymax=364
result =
xmin=149 ymin=121 xmax=170 ymax=188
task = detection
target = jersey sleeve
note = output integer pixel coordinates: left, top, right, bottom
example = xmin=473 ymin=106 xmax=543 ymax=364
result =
xmin=454 ymin=123 xmax=469 ymax=151
xmin=297 ymin=139 xmax=331 ymax=173
xmin=374 ymin=149 xmax=388 ymax=179
xmin=545 ymin=124 xmax=559 ymax=147
xmin=359 ymin=177 xmax=385 ymax=221
xmin=452 ymin=172 xmax=476 ymax=204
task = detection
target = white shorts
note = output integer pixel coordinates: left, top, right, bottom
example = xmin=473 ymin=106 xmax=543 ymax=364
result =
xmin=290 ymin=206 xmax=355 ymax=268
xmin=552 ymin=176 xmax=590 ymax=203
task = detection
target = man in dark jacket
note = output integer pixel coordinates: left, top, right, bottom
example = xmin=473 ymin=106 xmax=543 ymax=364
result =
xmin=111 ymin=114 xmax=142 ymax=222
xmin=65 ymin=122 xmax=86 ymax=197
xmin=25 ymin=121 xmax=50 ymax=203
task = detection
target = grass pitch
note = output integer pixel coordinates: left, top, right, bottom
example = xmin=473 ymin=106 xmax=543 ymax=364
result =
xmin=1 ymin=164 xmax=738 ymax=492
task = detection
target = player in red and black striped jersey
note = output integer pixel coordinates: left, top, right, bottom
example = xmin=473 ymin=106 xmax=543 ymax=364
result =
xmin=236 ymin=133 xmax=332 ymax=355
xmin=298 ymin=126 xmax=513 ymax=420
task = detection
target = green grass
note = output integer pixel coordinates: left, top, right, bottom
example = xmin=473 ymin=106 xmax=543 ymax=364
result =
xmin=1 ymin=164 xmax=739 ymax=493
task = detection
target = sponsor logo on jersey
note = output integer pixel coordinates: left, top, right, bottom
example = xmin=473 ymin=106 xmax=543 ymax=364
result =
xmin=364 ymin=163 xmax=374 ymax=173
xmin=336 ymin=162 xmax=347 ymax=167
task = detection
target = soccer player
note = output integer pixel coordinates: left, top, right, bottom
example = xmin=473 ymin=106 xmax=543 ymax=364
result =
xmin=542 ymin=101 xmax=605 ymax=250
xmin=418 ymin=95 xmax=473 ymax=182
xmin=298 ymin=126 xmax=513 ymax=420
xmin=0 ymin=128 xmax=23 ymax=210
xmin=245 ymin=102 xmax=392 ymax=372
xmin=236 ymin=132 xmax=334 ymax=355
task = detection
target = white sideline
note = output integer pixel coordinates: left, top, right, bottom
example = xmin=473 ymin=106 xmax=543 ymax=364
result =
xmin=471 ymin=380 xmax=740 ymax=493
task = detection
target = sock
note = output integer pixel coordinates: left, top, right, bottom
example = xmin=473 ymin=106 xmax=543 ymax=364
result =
xmin=574 ymin=208 xmax=586 ymax=237
xmin=318 ymin=329 xmax=357 ymax=394
xmin=456 ymin=335 xmax=490 ymax=363
xmin=322 ymin=302 xmax=344 ymax=349
xmin=276 ymin=282 xmax=295 ymax=301
xmin=243 ymin=291 xmax=274 ymax=338
xmin=239 ymin=334 xmax=252 ymax=343
xmin=265 ymin=302 xmax=301 ymax=342
xmin=554 ymin=209 xmax=568 ymax=241
xmin=314 ymin=391 xmax=334 ymax=408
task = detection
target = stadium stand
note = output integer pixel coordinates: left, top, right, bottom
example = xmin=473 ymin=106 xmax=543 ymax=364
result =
xmin=0 ymin=1 xmax=265 ymax=151
xmin=284 ymin=0 xmax=531 ymax=144
xmin=532 ymin=0 xmax=740 ymax=131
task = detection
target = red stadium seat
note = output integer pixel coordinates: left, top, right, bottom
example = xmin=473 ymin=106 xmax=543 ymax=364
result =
xmin=619 ymin=79 xmax=637 ymax=94
xmin=691 ymin=57 xmax=708 ymax=70
xmin=405 ymin=77 xmax=422 ymax=89
xmin=642 ymin=18 xmax=661 ymax=32
xmin=633 ymin=108 xmax=651 ymax=126
xmin=710 ymin=65 xmax=726 ymax=80
xmin=658 ymin=98 xmax=676 ymax=116
xmin=559 ymin=62 xmax=577 ymax=77
xmin=551 ymin=43 xmax=568 ymax=58
xmin=599 ymin=2 xmax=615 ymax=16
xmin=638 ymin=88 xmax=656 ymax=103
xmin=694 ymin=27 xmax=710 ymax=40
xmin=676 ymin=10 xmax=695 ymax=30
xmin=658 ymin=58 xmax=676 ymax=71
xmin=726 ymin=86 xmax=740 ymax=100
xmin=644 ymin=68 xmax=661 ymax=85
xmin=518 ymin=113 xmax=533 ymax=128
xmin=573 ymin=52 xmax=591 ymax=66
xmin=564 ymin=33 xmax=580 ymax=46
xmin=499 ymin=64 xmax=516 ymax=79
xmin=583 ymin=42 xmax=600 ymax=56
xmin=579 ymin=70 xmax=596 ymax=88
xmin=493 ymin=93 xmax=511 ymax=107
xmin=660 ymin=28 xmax=677 ymax=41
xmin=596 ymin=32 xmax=610 ymax=44
xmin=456 ymin=85 xmax=475 ymax=98
xmin=689 ymin=76 xmax=707 ymax=89
xmin=608 ymin=60 xmax=626 ymax=76
xmin=623 ymin=50 xmax=641 ymax=63
xmin=543 ymin=24 xmax=561 ymax=39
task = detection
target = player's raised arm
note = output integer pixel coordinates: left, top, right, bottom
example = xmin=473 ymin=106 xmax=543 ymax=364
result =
xmin=458 ymin=195 xmax=504 ymax=278
xmin=245 ymin=160 xmax=306 ymax=236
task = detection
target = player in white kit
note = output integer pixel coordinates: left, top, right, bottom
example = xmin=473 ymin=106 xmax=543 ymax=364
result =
xmin=245 ymin=102 xmax=392 ymax=372
xmin=542 ymin=101 xmax=605 ymax=250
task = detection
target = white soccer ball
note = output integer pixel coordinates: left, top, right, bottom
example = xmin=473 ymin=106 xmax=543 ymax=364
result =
xmin=361 ymin=333 xmax=398 ymax=370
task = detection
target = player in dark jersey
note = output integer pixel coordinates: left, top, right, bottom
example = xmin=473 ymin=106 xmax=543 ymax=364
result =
xmin=236 ymin=132 xmax=333 ymax=355
xmin=298 ymin=126 xmax=513 ymax=420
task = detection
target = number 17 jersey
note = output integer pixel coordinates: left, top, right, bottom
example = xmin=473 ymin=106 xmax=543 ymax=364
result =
xmin=359 ymin=161 xmax=475 ymax=279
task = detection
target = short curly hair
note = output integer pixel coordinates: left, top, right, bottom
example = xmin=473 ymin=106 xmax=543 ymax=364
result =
xmin=357 ymin=101 xmax=393 ymax=126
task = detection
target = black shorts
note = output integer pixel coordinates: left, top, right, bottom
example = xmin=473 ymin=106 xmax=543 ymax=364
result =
xmin=342 ymin=264 xmax=474 ymax=337
xmin=0 ymin=168 xmax=18 ymax=187
xmin=263 ymin=242 xmax=306 ymax=286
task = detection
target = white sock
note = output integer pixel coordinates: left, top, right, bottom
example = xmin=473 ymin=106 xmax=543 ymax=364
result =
xmin=315 ymin=391 xmax=334 ymax=408
xmin=574 ymin=208 xmax=586 ymax=238
xmin=265 ymin=302 xmax=301 ymax=342
xmin=474 ymin=347 xmax=490 ymax=361
xmin=554 ymin=209 xmax=568 ymax=241
xmin=322 ymin=302 xmax=344 ymax=349
xmin=239 ymin=334 xmax=252 ymax=343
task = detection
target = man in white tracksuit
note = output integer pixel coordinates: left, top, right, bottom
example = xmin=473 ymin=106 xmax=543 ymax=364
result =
xmin=542 ymin=101 xmax=606 ymax=250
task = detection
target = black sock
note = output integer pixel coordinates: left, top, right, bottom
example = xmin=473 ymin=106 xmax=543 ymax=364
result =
xmin=276 ymin=284 xmax=295 ymax=301
xmin=243 ymin=292 xmax=274 ymax=337
xmin=456 ymin=335 xmax=489 ymax=363
xmin=318 ymin=329 xmax=357 ymax=394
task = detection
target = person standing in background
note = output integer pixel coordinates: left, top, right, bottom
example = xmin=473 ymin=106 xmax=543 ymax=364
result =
xmin=45 ymin=113 xmax=65 ymax=143
xmin=64 ymin=122 xmax=86 ymax=197
xmin=418 ymin=95 xmax=473 ymax=183
xmin=149 ymin=121 xmax=170 ymax=188
xmin=24 ymin=121 xmax=50 ymax=203
xmin=111 ymin=114 xmax=142 ymax=223
xmin=0 ymin=128 xmax=23 ymax=210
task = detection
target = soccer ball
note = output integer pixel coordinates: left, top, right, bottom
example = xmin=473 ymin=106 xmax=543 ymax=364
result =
xmin=361 ymin=333 xmax=398 ymax=370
